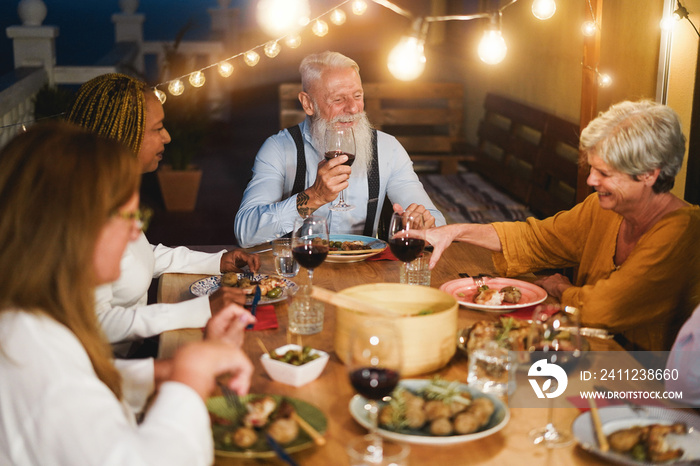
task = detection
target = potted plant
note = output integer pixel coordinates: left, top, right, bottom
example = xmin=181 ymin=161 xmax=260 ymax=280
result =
xmin=155 ymin=21 xmax=209 ymax=211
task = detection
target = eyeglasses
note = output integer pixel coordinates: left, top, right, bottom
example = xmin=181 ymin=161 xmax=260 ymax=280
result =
xmin=112 ymin=207 xmax=152 ymax=231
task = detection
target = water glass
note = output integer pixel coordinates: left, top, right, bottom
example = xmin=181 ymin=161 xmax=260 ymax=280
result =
xmin=399 ymin=250 xmax=431 ymax=286
xmin=467 ymin=340 xmax=515 ymax=397
xmin=272 ymin=238 xmax=299 ymax=278
xmin=347 ymin=435 xmax=409 ymax=466
xmin=288 ymin=285 xmax=325 ymax=335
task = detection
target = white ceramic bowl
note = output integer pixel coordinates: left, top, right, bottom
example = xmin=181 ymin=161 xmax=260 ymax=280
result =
xmin=260 ymin=344 xmax=329 ymax=387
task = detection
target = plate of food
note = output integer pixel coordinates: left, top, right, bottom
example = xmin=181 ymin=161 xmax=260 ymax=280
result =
xmin=207 ymin=394 xmax=327 ymax=458
xmin=439 ymin=277 xmax=547 ymax=312
xmin=189 ymin=273 xmax=298 ymax=304
xmin=572 ymin=405 xmax=700 ymax=465
xmin=349 ymin=378 xmax=509 ymax=445
xmin=325 ymin=234 xmax=387 ymax=263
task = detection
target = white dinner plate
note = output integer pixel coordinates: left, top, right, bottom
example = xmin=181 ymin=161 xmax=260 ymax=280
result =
xmin=326 ymin=234 xmax=387 ymax=263
xmin=439 ymin=277 xmax=547 ymax=313
xmin=189 ymin=273 xmax=298 ymax=304
xmin=349 ymin=379 xmax=510 ymax=445
xmin=572 ymin=405 xmax=700 ymax=465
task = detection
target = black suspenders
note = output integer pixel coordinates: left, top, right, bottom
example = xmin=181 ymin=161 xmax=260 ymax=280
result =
xmin=288 ymin=124 xmax=380 ymax=236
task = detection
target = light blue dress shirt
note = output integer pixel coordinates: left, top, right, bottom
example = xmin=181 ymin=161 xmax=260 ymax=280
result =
xmin=235 ymin=119 xmax=445 ymax=247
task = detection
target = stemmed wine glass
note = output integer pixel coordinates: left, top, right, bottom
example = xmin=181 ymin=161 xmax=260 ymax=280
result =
xmin=347 ymin=320 xmax=402 ymax=456
xmin=325 ymin=125 xmax=356 ymax=211
xmin=388 ymin=211 xmax=425 ymax=270
xmin=291 ymin=216 xmax=329 ymax=286
xmin=527 ymin=304 xmax=582 ymax=448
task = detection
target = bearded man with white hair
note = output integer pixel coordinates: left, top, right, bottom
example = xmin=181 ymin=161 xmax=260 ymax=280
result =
xmin=235 ymin=51 xmax=445 ymax=247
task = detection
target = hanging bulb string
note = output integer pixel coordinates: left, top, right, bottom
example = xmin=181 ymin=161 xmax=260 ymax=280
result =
xmin=676 ymin=1 xmax=700 ymax=38
xmin=151 ymin=0 xmax=353 ymax=92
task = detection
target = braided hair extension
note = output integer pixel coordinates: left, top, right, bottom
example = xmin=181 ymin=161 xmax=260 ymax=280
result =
xmin=66 ymin=73 xmax=148 ymax=156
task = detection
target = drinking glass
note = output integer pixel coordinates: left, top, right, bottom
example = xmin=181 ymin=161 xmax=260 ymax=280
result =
xmin=388 ymin=211 xmax=425 ymax=276
xmin=527 ymin=305 xmax=582 ymax=448
xmin=347 ymin=320 xmax=402 ymax=444
xmin=325 ymin=125 xmax=356 ymax=211
xmin=272 ymin=237 xmax=299 ymax=278
xmin=291 ymin=216 xmax=329 ymax=286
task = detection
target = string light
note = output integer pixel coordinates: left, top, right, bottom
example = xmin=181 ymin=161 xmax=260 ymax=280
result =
xmin=167 ymin=79 xmax=184 ymax=96
xmin=478 ymin=14 xmax=508 ymax=65
xmin=285 ymin=34 xmax=302 ymax=48
xmin=264 ymin=40 xmax=282 ymax=58
xmin=351 ymin=1 xmax=368 ymax=15
xmin=188 ymin=71 xmax=205 ymax=87
xmin=154 ymin=88 xmax=167 ymax=104
xmin=581 ymin=20 xmax=597 ymax=37
xmin=532 ymin=0 xmax=556 ymax=20
xmin=387 ymin=18 xmax=427 ymax=81
xmin=256 ymin=0 xmax=310 ymax=37
xmin=598 ymin=72 xmax=612 ymax=88
xmin=312 ymin=19 xmax=329 ymax=36
xmin=330 ymin=8 xmax=347 ymax=25
xmin=217 ymin=61 xmax=234 ymax=77
xmin=244 ymin=50 xmax=261 ymax=67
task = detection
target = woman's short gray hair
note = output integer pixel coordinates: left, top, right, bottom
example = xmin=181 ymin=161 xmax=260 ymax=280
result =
xmin=299 ymin=51 xmax=360 ymax=93
xmin=580 ymin=100 xmax=686 ymax=193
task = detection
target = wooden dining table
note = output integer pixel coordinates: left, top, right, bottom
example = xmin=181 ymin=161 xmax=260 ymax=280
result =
xmin=157 ymin=242 xmax=631 ymax=465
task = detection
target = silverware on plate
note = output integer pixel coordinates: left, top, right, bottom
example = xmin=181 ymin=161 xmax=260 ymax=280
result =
xmin=246 ymin=285 xmax=261 ymax=330
xmin=265 ymin=432 xmax=300 ymax=466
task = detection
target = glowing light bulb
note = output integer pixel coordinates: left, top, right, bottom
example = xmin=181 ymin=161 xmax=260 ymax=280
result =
xmin=285 ymin=34 xmax=302 ymax=48
xmin=312 ymin=19 xmax=329 ymax=37
xmin=660 ymin=16 xmax=676 ymax=31
xmin=218 ymin=61 xmax=234 ymax=77
xmin=598 ymin=73 xmax=612 ymax=88
xmin=168 ymin=79 xmax=184 ymax=96
xmin=478 ymin=29 xmax=507 ymax=65
xmin=154 ymin=88 xmax=167 ymax=104
xmin=264 ymin=40 xmax=281 ymax=58
xmin=244 ymin=50 xmax=260 ymax=67
xmin=387 ymin=36 xmax=426 ymax=81
xmin=330 ymin=8 xmax=347 ymax=26
xmin=188 ymin=71 xmax=205 ymax=88
xmin=581 ymin=20 xmax=597 ymax=37
xmin=256 ymin=0 xmax=310 ymax=37
xmin=532 ymin=0 xmax=556 ymax=20
xmin=351 ymin=0 xmax=368 ymax=15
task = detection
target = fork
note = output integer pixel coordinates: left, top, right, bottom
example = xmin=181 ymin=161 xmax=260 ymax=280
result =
xmin=473 ymin=273 xmax=491 ymax=288
xmin=216 ymin=376 xmax=245 ymax=416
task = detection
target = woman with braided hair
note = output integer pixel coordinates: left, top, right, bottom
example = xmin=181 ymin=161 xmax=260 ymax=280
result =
xmin=0 ymin=123 xmax=253 ymax=465
xmin=67 ymin=73 xmax=260 ymax=356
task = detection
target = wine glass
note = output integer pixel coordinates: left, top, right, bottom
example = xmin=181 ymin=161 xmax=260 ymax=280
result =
xmin=388 ymin=211 xmax=425 ymax=273
xmin=347 ymin=320 xmax=402 ymax=451
xmin=291 ymin=216 xmax=329 ymax=286
xmin=325 ymin=125 xmax=356 ymax=211
xmin=527 ymin=304 xmax=582 ymax=448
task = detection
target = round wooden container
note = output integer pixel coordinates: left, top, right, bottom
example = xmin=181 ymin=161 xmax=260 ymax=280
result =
xmin=334 ymin=283 xmax=458 ymax=377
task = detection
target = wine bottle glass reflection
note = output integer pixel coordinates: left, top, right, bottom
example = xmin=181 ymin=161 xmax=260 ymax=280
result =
xmin=348 ymin=321 xmax=402 ymax=445
xmin=527 ymin=305 xmax=582 ymax=448
xmin=325 ymin=125 xmax=356 ymax=211
xmin=388 ymin=211 xmax=425 ymax=271
xmin=291 ymin=216 xmax=329 ymax=286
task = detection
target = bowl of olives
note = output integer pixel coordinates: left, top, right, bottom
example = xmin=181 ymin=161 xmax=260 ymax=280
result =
xmin=260 ymin=344 xmax=329 ymax=387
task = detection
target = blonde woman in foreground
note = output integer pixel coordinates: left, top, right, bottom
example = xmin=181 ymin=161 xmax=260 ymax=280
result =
xmin=0 ymin=123 xmax=253 ymax=465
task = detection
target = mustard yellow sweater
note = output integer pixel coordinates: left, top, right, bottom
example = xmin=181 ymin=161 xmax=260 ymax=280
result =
xmin=492 ymin=193 xmax=700 ymax=351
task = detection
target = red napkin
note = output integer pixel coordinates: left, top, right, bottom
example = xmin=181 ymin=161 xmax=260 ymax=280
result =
xmin=246 ymin=305 xmax=278 ymax=331
xmin=367 ymin=249 xmax=398 ymax=261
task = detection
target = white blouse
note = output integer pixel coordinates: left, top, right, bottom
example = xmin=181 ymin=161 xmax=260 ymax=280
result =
xmin=0 ymin=311 xmax=213 ymax=466
xmin=95 ymin=233 xmax=224 ymax=355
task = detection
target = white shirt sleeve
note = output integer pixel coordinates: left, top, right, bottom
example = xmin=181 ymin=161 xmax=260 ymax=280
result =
xmin=665 ymin=305 xmax=700 ymax=405
xmin=0 ymin=312 xmax=212 ymax=466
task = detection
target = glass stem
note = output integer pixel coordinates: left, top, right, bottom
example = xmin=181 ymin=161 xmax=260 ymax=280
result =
xmin=338 ymin=189 xmax=346 ymax=205
xmin=308 ymin=268 xmax=314 ymax=286
xmin=368 ymin=399 xmax=379 ymax=435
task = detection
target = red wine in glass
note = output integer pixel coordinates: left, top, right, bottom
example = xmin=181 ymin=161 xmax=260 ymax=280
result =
xmin=388 ymin=237 xmax=425 ymax=263
xmin=292 ymin=244 xmax=329 ymax=269
xmin=349 ymin=367 xmax=401 ymax=401
xmin=325 ymin=150 xmax=356 ymax=166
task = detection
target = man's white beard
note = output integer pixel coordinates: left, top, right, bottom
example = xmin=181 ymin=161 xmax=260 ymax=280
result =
xmin=309 ymin=111 xmax=374 ymax=176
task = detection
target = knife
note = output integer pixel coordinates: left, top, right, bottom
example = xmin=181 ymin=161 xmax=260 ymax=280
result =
xmin=246 ymin=285 xmax=261 ymax=330
xmin=265 ymin=432 xmax=300 ymax=466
